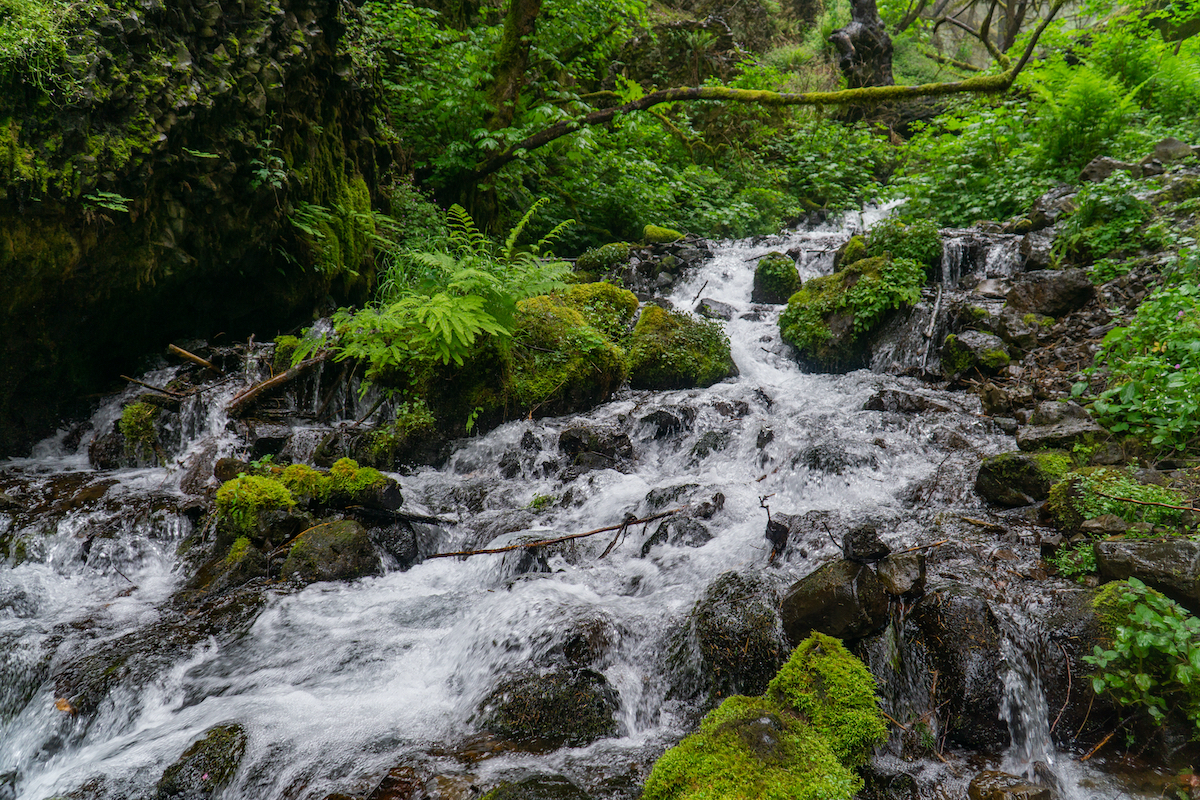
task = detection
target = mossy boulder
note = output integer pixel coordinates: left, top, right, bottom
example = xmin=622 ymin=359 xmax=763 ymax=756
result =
xmin=752 ymin=252 xmax=801 ymax=304
xmin=214 ymin=474 xmax=298 ymax=542
xmin=156 ymin=723 xmax=248 ymax=799
xmin=1047 ymin=467 xmax=1188 ymax=532
xmin=207 ymin=536 xmax=269 ymax=593
xmin=481 ymin=776 xmax=592 ymax=800
xmin=779 ymin=255 xmax=924 ymax=372
xmin=574 ymin=242 xmax=631 ymax=275
xmin=272 ymin=335 xmax=302 ymax=373
xmin=644 ymin=224 xmax=685 ymax=244
xmin=358 ymin=400 xmax=442 ymax=469
xmin=279 ymin=519 xmax=381 ymax=584
xmin=643 ymin=633 xmax=886 ymax=800
xmin=865 ymin=218 xmax=943 ymax=276
xmin=834 ymin=235 xmax=868 ymax=271
xmin=975 ymin=450 xmax=1071 ymax=507
xmin=628 ymin=305 xmax=735 ymax=389
xmin=477 ymin=667 xmax=619 ymax=749
xmin=780 ymin=560 xmax=889 ymax=643
xmin=118 ymin=401 xmax=161 ymax=463
xmin=688 ymin=571 xmax=786 ymax=699
xmin=940 ymin=331 xmax=1011 ymax=378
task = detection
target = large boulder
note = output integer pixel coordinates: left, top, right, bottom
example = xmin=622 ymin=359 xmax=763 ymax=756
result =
xmin=278 ymin=519 xmax=381 ymax=584
xmin=156 ymin=724 xmax=248 ymax=799
xmin=628 ymin=305 xmax=736 ymax=389
xmin=1016 ymin=401 xmax=1105 ymax=451
xmin=940 ymin=331 xmax=1011 ymax=378
xmin=975 ymin=451 xmax=1071 ymax=507
xmin=477 ymin=667 xmax=619 ymax=749
xmin=752 ymin=252 xmax=801 ymax=304
xmin=1005 ymin=269 xmax=1094 ymax=317
xmin=780 ymin=560 xmax=889 ymax=644
xmin=1095 ymin=538 xmax=1200 ymax=613
xmin=688 ymin=571 xmax=787 ymax=698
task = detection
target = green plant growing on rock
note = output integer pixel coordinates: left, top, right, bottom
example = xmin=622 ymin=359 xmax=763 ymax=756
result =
xmin=574 ymin=242 xmax=631 ymax=277
xmin=118 ymin=402 xmax=160 ymax=460
xmin=753 ymin=252 xmax=801 ymax=304
xmin=642 ymin=632 xmax=886 ymax=800
xmin=1046 ymin=467 xmax=1188 ymax=531
xmin=1085 ymin=578 xmax=1200 ymax=734
xmin=215 ymin=475 xmax=296 ymax=535
xmin=866 ymin=217 xmax=943 ymax=274
xmin=779 ymin=255 xmax=924 ymax=370
xmin=628 ymin=305 xmax=734 ymax=389
xmin=644 ymin=224 xmax=684 ymax=243
xmin=1053 ymin=173 xmax=1160 ymax=265
xmin=1048 ymin=542 xmax=1097 ymax=582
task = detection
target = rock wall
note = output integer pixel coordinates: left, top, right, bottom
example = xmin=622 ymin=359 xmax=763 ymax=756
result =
xmin=0 ymin=0 xmax=392 ymax=455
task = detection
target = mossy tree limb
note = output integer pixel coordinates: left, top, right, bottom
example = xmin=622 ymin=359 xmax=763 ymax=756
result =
xmin=489 ymin=0 xmax=544 ymax=130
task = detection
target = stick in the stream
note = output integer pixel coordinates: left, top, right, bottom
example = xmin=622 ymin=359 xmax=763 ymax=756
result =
xmin=121 ymin=375 xmax=184 ymax=398
xmin=168 ymin=344 xmax=223 ymax=374
xmin=427 ymin=508 xmax=684 ymax=559
xmin=227 ymin=351 xmax=330 ymax=417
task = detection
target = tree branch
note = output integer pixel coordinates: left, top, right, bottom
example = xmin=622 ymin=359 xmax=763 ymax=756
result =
xmin=427 ymin=508 xmax=683 ymax=559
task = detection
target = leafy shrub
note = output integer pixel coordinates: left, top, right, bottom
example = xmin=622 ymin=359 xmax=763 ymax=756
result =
xmin=1032 ymin=62 xmax=1136 ymax=172
xmin=1090 ymin=251 xmax=1200 ymax=452
xmin=1046 ymin=467 xmax=1188 ymax=530
xmin=1048 ymin=542 xmax=1097 ymax=582
xmin=1085 ymin=578 xmax=1200 ymax=733
xmin=769 ymin=119 xmax=891 ymax=212
xmin=866 ymin=217 xmax=942 ymax=274
xmin=1053 ymin=173 xmax=1160 ymax=265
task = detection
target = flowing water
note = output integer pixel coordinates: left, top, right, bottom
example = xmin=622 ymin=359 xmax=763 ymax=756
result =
xmin=0 ymin=220 xmax=1172 ymax=799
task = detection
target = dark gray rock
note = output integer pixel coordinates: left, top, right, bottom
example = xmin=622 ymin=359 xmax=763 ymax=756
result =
xmin=1154 ymin=136 xmax=1195 ymax=162
xmin=1005 ymin=269 xmax=1095 ymax=317
xmin=157 ymin=724 xmax=248 ymax=799
xmin=638 ymin=407 xmax=697 ymax=439
xmin=967 ymin=770 xmax=1051 ymax=800
xmin=1019 ymin=227 xmax=1056 ymax=270
xmin=482 ymin=775 xmax=591 ymax=800
xmin=1016 ymin=401 xmax=1105 ymax=451
xmin=843 ymin=524 xmax=890 ymax=563
xmin=558 ymin=425 xmax=634 ymax=474
xmin=863 ymin=389 xmax=949 ymax=413
xmin=794 ymin=442 xmax=876 ymax=475
xmin=975 ymin=451 xmax=1062 ymax=507
xmin=278 ymin=519 xmax=381 ymax=584
xmin=695 ymin=297 xmax=735 ymax=320
xmin=942 ymin=330 xmax=1011 ymax=377
xmin=1079 ymin=156 xmax=1136 ymax=183
xmin=641 ymin=514 xmax=712 ymax=555
xmin=780 ymin=560 xmax=889 ymax=644
xmin=1095 ymin=538 xmax=1200 ymax=613
xmin=477 ymin=667 xmax=618 ymax=749
xmin=877 ymin=552 xmax=925 ymax=597
xmin=688 ymin=571 xmax=786 ymax=697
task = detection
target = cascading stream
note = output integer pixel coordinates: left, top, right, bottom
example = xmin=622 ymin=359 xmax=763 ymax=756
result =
xmin=0 ymin=222 xmax=1160 ymax=799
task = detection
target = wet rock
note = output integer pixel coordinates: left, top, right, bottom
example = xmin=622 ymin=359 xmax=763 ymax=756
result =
xmin=695 ymin=297 xmax=735 ymax=320
xmin=628 ymin=304 xmax=736 ymax=389
xmin=967 ymin=770 xmax=1050 ymax=800
xmin=1079 ymin=513 xmax=1128 ymax=536
xmin=975 ymin=451 xmax=1067 ymax=507
xmin=877 ymin=552 xmax=925 ymax=597
xmin=638 ymin=407 xmax=697 ymax=439
xmin=214 ymin=457 xmax=249 ymax=483
xmin=363 ymin=765 xmax=424 ymax=800
xmin=1095 ymin=538 xmax=1200 ymax=613
xmin=1019 ymin=228 xmax=1056 ymax=270
xmin=843 ymin=524 xmax=890 ymax=563
xmin=862 ymin=389 xmax=948 ymax=413
xmin=156 ymin=723 xmax=248 ymax=799
xmin=1016 ymin=401 xmax=1105 ymax=451
xmin=371 ymin=522 xmax=419 ymax=568
xmin=640 ymin=514 xmax=712 ymax=554
xmin=246 ymin=422 xmax=291 ymax=459
xmin=794 ymin=442 xmax=876 ymax=475
xmin=645 ymin=483 xmax=699 ymax=510
xmin=558 ymin=425 xmax=633 ymax=474
xmin=1079 ymin=156 xmax=1137 ymax=183
xmin=751 ymin=252 xmax=801 ymax=304
xmin=780 ymin=560 xmax=889 ymax=644
xmin=910 ymin=584 xmax=1008 ymax=750
xmin=481 ymin=775 xmax=591 ymax=800
xmin=477 ymin=667 xmax=618 ymax=749
xmin=1005 ymin=269 xmax=1094 ymax=317
xmin=87 ymin=428 xmax=126 ymax=470
xmin=690 ymin=430 xmax=731 ymax=461
xmin=687 ymin=571 xmax=786 ymax=697
xmin=1012 ymin=184 xmax=1076 ymax=233
xmin=941 ymin=331 xmax=1011 ymax=378
xmin=278 ymin=519 xmax=381 ymax=584
xmin=207 ymin=540 xmax=269 ymax=594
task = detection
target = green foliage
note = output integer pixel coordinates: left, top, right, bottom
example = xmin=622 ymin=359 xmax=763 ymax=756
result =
xmin=1047 ymin=467 xmax=1188 ymax=530
xmin=575 ymin=242 xmax=631 ymax=275
xmin=779 ymin=256 xmax=924 ymax=367
xmin=768 ymin=119 xmax=891 ymax=212
xmin=627 ymin=305 xmax=734 ymax=389
xmin=118 ymin=402 xmax=159 ymax=460
xmin=0 ymin=0 xmax=77 ymax=90
xmin=1054 ymin=173 xmax=1161 ymax=265
xmin=215 ymin=475 xmax=296 ymax=535
xmin=642 ymin=632 xmax=884 ymax=800
xmin=1031 ymin=62 xmax=1138 ymax=172
xmin=839 ymin=236 xmax=868 ymax=268
xmin=1048 ymin=542 xmax=1097 ymax=582
xmin=1085 ymin=578 xmax=1200 ymax=734
xmin=83 ymin=190 xmax=132 ymax=214
xmin=865 ymin=217 xmax=943 ymax=272
xmin=1090 ymin=251 xmax=1200 ymax=452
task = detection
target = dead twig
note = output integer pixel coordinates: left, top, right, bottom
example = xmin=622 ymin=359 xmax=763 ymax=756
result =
xmin=692 ymin=280 xmax=709 ymax=302
xmin=1051 ymin=642 xmax=1071 ymax=733
xmin=600 ymin=512 xmax=639 ymax=558
xmin=169 ymin=344 xmax=223 ymax=374
xmin=897 ymin=539 xmax=949 ymax=554
xmin=1093 ymin=490 xmax=1196 ymax=513
xmin=1080 ymin=726 xmax=1120 ymax=762
xmin=427 ymin=508 xmax=684 ymax=559
xmin=121 ymin=375 xmax=186 ymax=398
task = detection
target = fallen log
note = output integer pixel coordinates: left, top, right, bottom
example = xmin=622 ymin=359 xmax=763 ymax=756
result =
xmin=227 ymin=351 xmax=330 ymax=418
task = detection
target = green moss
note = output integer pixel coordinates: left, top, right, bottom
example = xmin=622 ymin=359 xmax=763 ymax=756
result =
xmin=644 ymin=224 xmax=684 ymax=243
xmin=779 ymin=255 xmax=924 ymax=370
xmin=628 ymin=305 xmax=734 ymax=390
xmin=557 ymin=281 xmax=639 ymax=342
xmin=328 ymin=457 xmax=385 ymax=495
xmin=215 ymin=474 xmax=296 ymax=535
xmin=839 ymin=235 xmax=868 ymax=269
xmin=866 ymin=217 xmax=943 ymax=274
xmin=118 ymin=401 xmax=159 ymax=460
xmin=225 ymin=535 xmax=252 ymax=566
xmin=364 ymin=399 xmax=437 ymax=466
xmin=1093 ymin=579 xmax=1170 ymax=641
xmin=1030 ymin=450 xmax=1073 ymax=482
xmin=940 ymin=334 xmax=973 ymax=375
xmin=1047 ymin=467 xmax=1188 ymax=531
xmin=273 ymin=335 xmax=301 ymax=373
xmin=754 ymin=252 xmax=801 ymax=303
xmin=642 ymin=633 xmax=885 ymax=800
xmin=575 ymin=242 xmax=631 ymax=274
xmin=278 ymin=463 xmax=328 ymax=501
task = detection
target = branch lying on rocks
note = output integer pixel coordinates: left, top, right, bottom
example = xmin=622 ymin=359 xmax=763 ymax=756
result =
xmin=227 ymin=351 xmax=331 ymax=418
xmin=427 ymin=508 xmax=684 ymax=560
xmin=169 ymin=343 xmax=223 ymax=374
xmin=1093 ymin=491 xmax=1196 ymax=513
xmin=121 ymin=375 xmax=186 ymax=398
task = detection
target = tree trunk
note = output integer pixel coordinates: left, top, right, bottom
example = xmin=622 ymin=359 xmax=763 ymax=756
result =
xmin=829 ymin=0 xmax=895 ymax=88
xmin=488 ymin=0 xmax=544 ymax=130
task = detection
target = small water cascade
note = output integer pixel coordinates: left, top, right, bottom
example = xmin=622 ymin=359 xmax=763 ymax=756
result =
xmin=0 ymin=217 xmax=1175 ymax=800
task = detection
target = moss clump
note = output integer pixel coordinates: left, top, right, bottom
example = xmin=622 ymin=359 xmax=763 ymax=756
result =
xmin=273 ymin=335 xmax=301 ymax=373
xmin=753 ymin=252 xmax=801 ymax=304
xmin=215 ymin=475 xmax=296 ymax=535
xmin=643 ymin=633 xmax=885 ymax=800
xmin=1047 ymin=467 xmax=1188 ymax=531
xmin=866 ymin=217 xmax=943 ymax=274
xmin=1092 ymin=579 xmax=1171 ymax=640
xmin=279 ymin=518 xmax=379 ymax=583
xmin=838 ymin=235 xmax=868 ymax=269
xmin=328 ymin=457 xmax=386 ymax=495
xmin=779 ymin=255 xmax=924 ymax=370
xmin=557 ymin=281 xmax=639 ymax=342
xmin=225 ymin=536 xmax=253 ymax=566
xmin=644 ymin=224 xmax=684 ymax=244
xmin=939 ymin=334 xmax=974 ymax=375
xmin=628 ymin=305 xmax=734 ymax=390
xmin=278 ymin=463 xmax=329 ymax=501
xmin=510 ymin=293 xmax=628 ymax=411
xmin=575 ymin=242 xmax=631 ymax=274
xmin=118 ymin=401 xmax=159 ymax=460
xmin=941 ymin=332 xmax=1010 ymax=377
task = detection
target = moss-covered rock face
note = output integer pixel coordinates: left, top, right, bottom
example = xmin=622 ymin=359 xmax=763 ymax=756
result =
xmin=644 ymin=224 xmax=685 ymax=244
xmin=835 ymin=235 xmax=868 ymax=270
xmin=752 ymin=252 xmax=801 ymax=304
xmin=628 ymin=305 xmax=735 ymax=390
xmin=940 ymin=331 xmax=1011 ymax=378
xmin=481 ymin=775 xmax=592 ymax=800
xmin=477 ymin=667 xmax=619 ymax=750
xmin=0 ymin=0 xmax=386 ymax=456
xmin=279 ymin=519 xmax=380 ymax=584
xmin=574 ymin=242 xmax=631 ymax=276
xmin=643 ymin=633 xmax=886 ymax=800
xmin=778 ymin=255 xmax=924 ymax=372
xmin=155 ymin=723 xmax=248 ymax=799
xmin=974 ymin=450 xmax=1071 ymax=507
xmin=118 ymin=401 xmax=160 ymax=462
xmin=1047 ymin=467 xmax=1188 ymax=532
xmin=215 ymin=475 xmax=297 ymax=538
